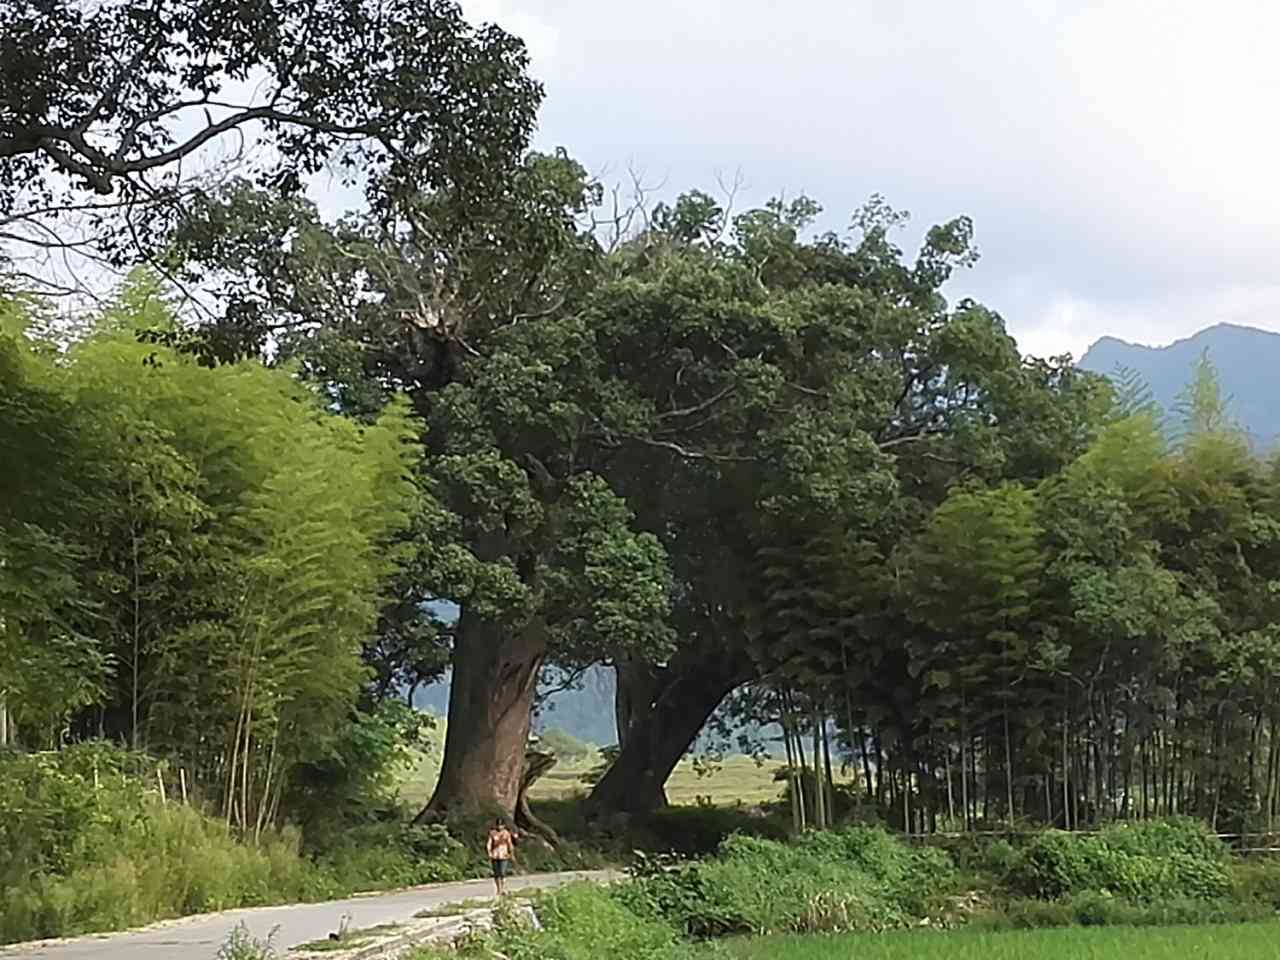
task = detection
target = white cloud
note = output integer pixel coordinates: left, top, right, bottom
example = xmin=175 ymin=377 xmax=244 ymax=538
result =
xmin=481 ymin=0 xmax=1279 ymax=361
xmin=459 ymin=0 xmax=560 ymax=69
xmin=1009 ymin=284 xmax=1280 ymax=362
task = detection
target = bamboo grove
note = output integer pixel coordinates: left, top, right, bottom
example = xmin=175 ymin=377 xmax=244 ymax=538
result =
xmin=1 ymin=278 xmax=425 ymax=834
xmin=749 ymin=359 xmax=1280 ymax=836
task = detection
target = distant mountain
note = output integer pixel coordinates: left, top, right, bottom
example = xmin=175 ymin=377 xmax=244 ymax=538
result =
xmin=1079 ymin=323 xmax=1280 ymax=449
xmin=413 ymin=665 xmax=619 ymax=746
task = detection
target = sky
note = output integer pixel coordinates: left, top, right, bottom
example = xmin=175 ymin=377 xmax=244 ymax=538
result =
xmin=455 ymin=0 xmax=1280 ymax=361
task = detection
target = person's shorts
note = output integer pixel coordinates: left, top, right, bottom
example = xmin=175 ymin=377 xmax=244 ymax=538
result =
xmin=491 ymin=858 xmax=510 ymax=879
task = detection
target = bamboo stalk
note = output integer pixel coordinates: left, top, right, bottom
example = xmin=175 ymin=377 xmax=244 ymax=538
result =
xmin=812 ymin=708 xmax=826 ymax=829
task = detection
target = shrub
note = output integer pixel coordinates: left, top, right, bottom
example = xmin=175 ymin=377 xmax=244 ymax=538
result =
xmin=1100 ymin=816 xmax=1226 ymax=860
xmin=0 ymin=746 xmax=473 ymax=944
xmin=1231 ymin=858 xmax=1280 ymax=909
xmin=481 ymin=884 xmax=682 ymax=960
xmin=216 ymin=923 xmax=279 ymax=960
xmin=316 ymin=823 xmax=469 ymax=890
xmin=537 ymin=728 xmax=593 ymax=761
xmin=791 ymin=826 xmax=957 ymax=912
xmin=1008 ymin=818 xmax=1231 ymax=903
xmin=614 ymin=828 xmax=955 ymax=938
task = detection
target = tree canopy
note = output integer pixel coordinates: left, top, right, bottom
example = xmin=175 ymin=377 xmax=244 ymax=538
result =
xmin=0 ymin=0 xmax=540 ymax=298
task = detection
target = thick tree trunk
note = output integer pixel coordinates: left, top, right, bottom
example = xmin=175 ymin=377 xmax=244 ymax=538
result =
xmin=614 ymin=657 xmax=662 ymax=752
xmin=415 ymin=613 xmax=545 ymax=822
xmin=515 ymin=749 xmax=561 ymax=846
xmin=586 ymin=647 xmax=752 ymax=816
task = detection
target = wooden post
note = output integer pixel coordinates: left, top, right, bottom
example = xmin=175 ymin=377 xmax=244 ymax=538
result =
xmin=180 ymin=767 xmax=188 ymax=805
xmin=157 ymin=765 xmax=167 ymax=804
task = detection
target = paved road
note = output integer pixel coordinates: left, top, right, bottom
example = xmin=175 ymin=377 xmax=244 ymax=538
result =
xmin=0 ymin=870 xmax=614 ymax=960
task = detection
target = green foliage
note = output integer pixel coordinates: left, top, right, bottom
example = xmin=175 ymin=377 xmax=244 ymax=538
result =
xmin=1174 ymin=349 xmax=1239 ymax=442
xmin=216 ymin=923 xmax=279 ymax=960
xmin=1 ymin=278 xmax=424 ymax=828
xmin=616 ymin=828 xmax=957 ymax=938
xmin=465 ymin=885 xmax=685 ymax=960
xmin=1229 ymin=858 xmax=1280 ymax=910
xmin=314 ymin=823 xmax=469 ymax=889
xmin=3 ymin=0 xmax=542 ymax=308
xmin=290 ymin=700 xmax=432 ymax=841
xmin=0 ymin=746 xmax=468 ymax=944
xmin=1008 ymin=819 xmax=1231 ymax=902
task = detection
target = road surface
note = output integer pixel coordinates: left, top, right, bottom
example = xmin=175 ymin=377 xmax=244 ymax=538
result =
xmin=0 ymin=870 xmax=613 ymax=959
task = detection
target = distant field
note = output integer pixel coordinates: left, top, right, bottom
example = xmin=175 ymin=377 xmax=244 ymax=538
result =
xmin=721 ymin=923 xmax=1280 ymax=960
xmin=395 ymin=724 xmax=796 ymax=809
xmin=527 ymin=753 xmax=788 ymax=806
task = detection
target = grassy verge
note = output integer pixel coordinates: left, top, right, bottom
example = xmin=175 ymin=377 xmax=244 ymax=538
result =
xmin=717 ymin=922 xmax=1280 ymax=959
xmin=0 ymin=745 xmax=475 ymax=945
xmin=403 ymin=818 xmax=1280 ymax=960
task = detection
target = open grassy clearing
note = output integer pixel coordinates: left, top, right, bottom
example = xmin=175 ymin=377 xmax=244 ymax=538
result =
xmin=394 ymin=714 xmax=871 ymax=811
xmin=720 ymin=922 xmax=1280 ymax=959
xmin=394 ymin=731 xmax=798 ymax=809
xmin=527 ymin=753 xmax=795 ymax=806
xmin=394 ymin=717 xmax=861 ymax=810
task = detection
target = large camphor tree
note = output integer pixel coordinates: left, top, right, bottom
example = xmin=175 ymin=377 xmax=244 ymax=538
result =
xmin=582 ymin=193 xmax=1109 ymax=815
xmin=167 ymin=152 xmax=682 ymax=819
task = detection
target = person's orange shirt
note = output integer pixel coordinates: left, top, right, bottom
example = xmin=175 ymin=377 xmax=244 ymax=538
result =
xmin=488 ymin=829 xmax=513 ymax=860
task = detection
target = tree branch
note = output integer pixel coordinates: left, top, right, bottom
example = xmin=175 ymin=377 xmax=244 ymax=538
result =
xmin=655 ymin=384 xmax=737 ymax=422
xmin=624 ymin=435 xmax=755 ymax=463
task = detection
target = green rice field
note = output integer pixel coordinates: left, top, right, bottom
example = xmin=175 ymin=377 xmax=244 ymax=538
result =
xmin=721 ymin=923 xmax=1280 ymax=959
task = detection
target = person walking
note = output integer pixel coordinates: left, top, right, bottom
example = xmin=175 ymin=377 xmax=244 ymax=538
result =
xmin=487 ymin=817 xmax=517 ymax=897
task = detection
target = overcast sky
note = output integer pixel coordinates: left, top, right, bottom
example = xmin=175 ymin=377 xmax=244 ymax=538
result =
xmin=456 ymin=0 xmax=1280 ymax=361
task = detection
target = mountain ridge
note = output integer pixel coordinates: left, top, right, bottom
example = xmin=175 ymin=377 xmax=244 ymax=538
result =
xmin=1079 ymin=322 xmax=1280 ymax=449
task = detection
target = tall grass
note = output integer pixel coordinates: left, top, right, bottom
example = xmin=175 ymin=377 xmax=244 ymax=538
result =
xmin=0 ymin=745 xmax=469 ymax=944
